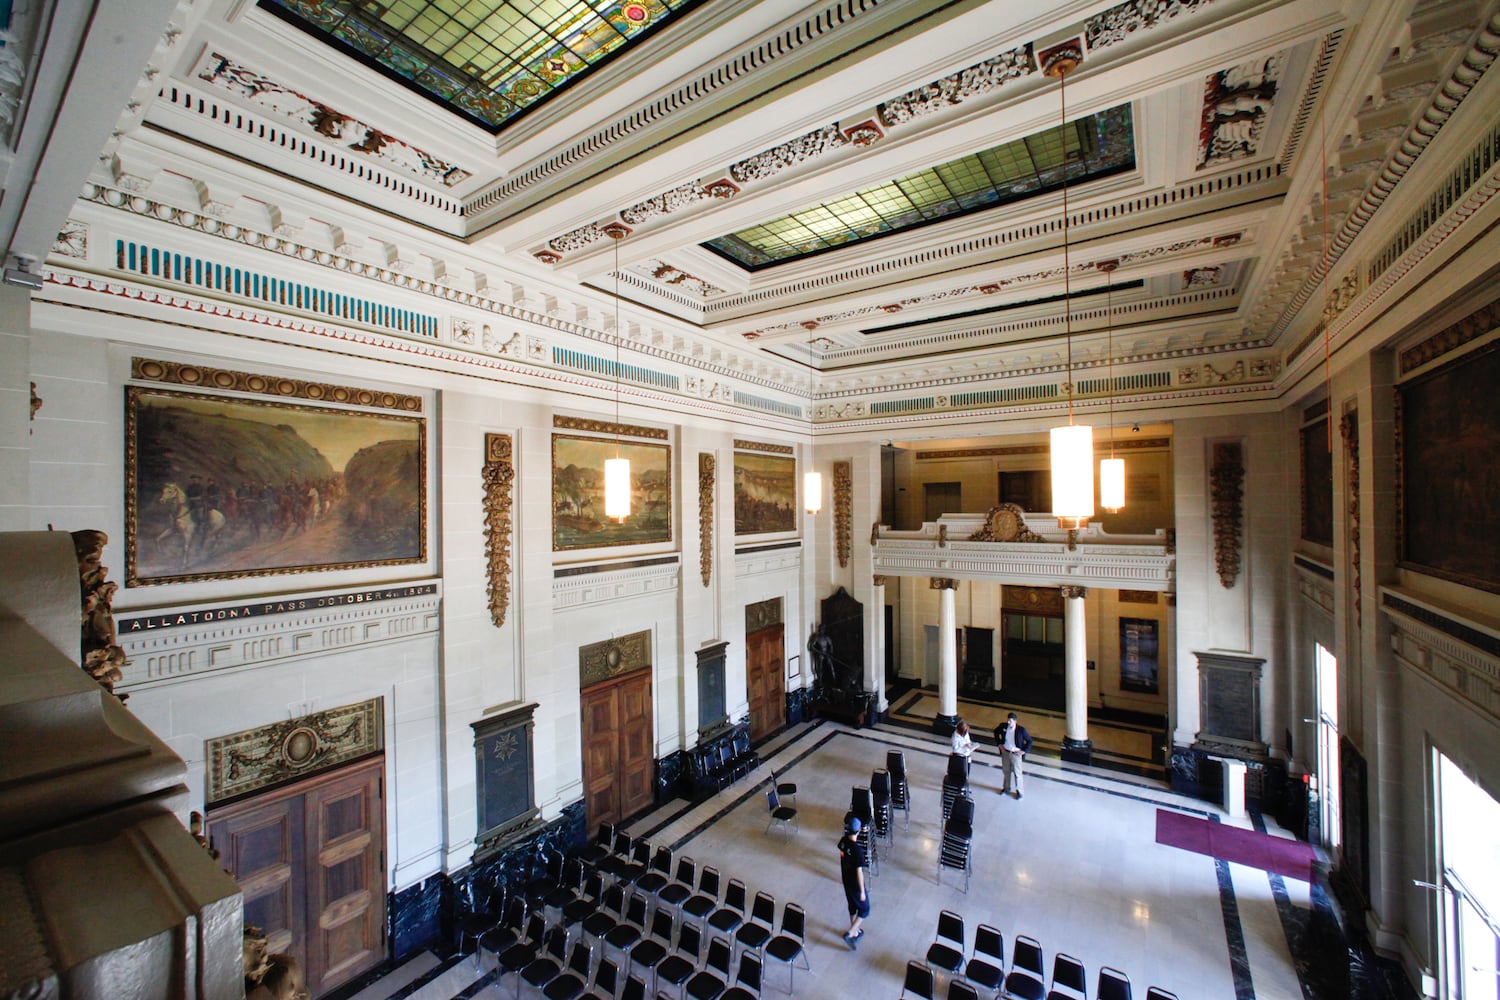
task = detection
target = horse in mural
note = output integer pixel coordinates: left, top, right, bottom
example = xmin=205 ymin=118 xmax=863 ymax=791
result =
xmin=156 ymin=482 xmax=226 ymax=569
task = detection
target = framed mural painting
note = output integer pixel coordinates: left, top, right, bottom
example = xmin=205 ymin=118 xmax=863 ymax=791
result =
xmin=552 ymin=434 xmax=672 ymax=550
xmin=733 ymin=449 xmax=796 ymax=534
xmin=1397 ymin=340 xmax=1500 ymax=593
xmin=1119 ymin=617 xmax=1160 ymax=694
xmin=126 ymin=384 xmax=426 ymax=585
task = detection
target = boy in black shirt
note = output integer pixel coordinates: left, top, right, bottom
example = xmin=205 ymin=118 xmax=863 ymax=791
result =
xmin=839 ymin=815 xmax=870 ymax=949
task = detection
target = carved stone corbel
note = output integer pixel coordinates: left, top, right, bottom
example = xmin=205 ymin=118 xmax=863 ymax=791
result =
xmin=1210 ymin=441 xmax=1244 ymax=588
xmin=482 ymin=433 xmax=514 ymax=628
xmin=699 ymin=453 xmax=715 ymax=587
xmin=833 ymin=460 xmax=852 ymax=567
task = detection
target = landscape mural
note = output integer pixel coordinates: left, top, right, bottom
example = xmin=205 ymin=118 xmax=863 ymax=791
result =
xmin=734 ymin=451 xmax=796 ymax=534
xmin=126 ymin=387 xmax=425 ymax=584
xmin=552 ymin=434 xmax=672 ymax=550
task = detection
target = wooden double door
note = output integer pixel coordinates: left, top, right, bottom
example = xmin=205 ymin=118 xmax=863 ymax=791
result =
xmin=208 ymin=756 xmax=386 ymax=998
xmin=746 ymin=623 xmax=785 ymax=740
xmin=582 ymin=669 xmax=654 ymax=827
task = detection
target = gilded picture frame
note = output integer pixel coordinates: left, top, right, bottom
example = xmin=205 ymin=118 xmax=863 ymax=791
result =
xmin=552 ymin=434 xmax=672 ymax=550
xmin=733 ymin=451 xmax=796 ymax=535
xmin=126 ymin=385 xmax=426 ymax=585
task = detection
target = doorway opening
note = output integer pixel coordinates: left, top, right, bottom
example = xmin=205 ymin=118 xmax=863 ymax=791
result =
xmin=1000 ymin=611 xmax=1065 ymax=711
xmin=1437 ymin=752 xmax=1500 ymax=1000
xmin=1315 ymin=642 xmax=1341 ymax=849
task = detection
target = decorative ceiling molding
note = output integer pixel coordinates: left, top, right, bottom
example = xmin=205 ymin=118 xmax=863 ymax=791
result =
xmin=1084 ymin=0 xmax=1219 ymax=51
xmin=1197 ymin=52 xmax=1285 ymax=168
xmin=193 ymin=52 xmax=471 ymax=187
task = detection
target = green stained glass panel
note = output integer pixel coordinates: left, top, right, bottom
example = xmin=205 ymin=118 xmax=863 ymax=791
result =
xmin=704 ymin=104 xmax=1135 ymax=269
xmin=259 ymin=0 xmax=709 ymax=132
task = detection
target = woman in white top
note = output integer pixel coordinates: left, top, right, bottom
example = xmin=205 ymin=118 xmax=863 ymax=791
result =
xmin=951 ymin=719 xmax=976 ymax=775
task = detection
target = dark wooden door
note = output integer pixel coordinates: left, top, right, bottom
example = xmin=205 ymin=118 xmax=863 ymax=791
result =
xmin=209 ymin=756 xmax=386 ymax=998
xmin=746 ymin=623 xmax=785 ymax=740
xmin=581 ymin=670 xmax=654 ymax=827
xmin=305 ymin=759 xmax=385 ymax=997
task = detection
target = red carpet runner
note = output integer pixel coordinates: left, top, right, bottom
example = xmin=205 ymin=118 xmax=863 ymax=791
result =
xmin=1155 ymin=809 xmax=1316 ymax=881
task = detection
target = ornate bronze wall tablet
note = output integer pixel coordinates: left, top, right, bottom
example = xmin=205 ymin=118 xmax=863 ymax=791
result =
xmin=483 ymin=433 xmax=514 ymax=628
xmin=206 ymin=698 xmax=384 ymax=804
xmin=472 ymin=701 xmax=540 ymax=855
xmin=579 ymin=629 xmax=652 ymax=688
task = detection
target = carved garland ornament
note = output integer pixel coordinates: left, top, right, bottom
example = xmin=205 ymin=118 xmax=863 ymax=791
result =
xmin=699 ymin=453 xmax=714 ymax=587
xmin=483 ymin=433 xmax=514 ymax=628
xmin=1210 ymin=441 xmax=1245 ymax=588
xmin=206 ymin=698 xmax=383 ymax=804
xmin=579 ymin=630 xmax=652 ymax=688
xmin=1340 ymin=412 xmax=1361 ymax=627
xmin=72 ymin=529 xmax=126 ymax=694
xmin=968 ymin=503 xmax=1045 ymax=543
xmin=834 ymin=460 xmax=852 ymax=568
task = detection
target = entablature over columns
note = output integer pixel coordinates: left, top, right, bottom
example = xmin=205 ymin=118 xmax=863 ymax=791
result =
xmin=873 ymin=511 xmax=1174 ymax=591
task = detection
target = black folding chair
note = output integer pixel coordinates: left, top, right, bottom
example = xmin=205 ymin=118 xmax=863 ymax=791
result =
xmin=766 ymin=788 xmax=799 ymax=837
xmin=963 ymin=923 xmax=1004 ymax=996
xmin=720 ymin=951 xmax=762 ymax=1000
xmin=901 ymin=960 xmax=936 ymax=1000
xmin=1097 ymin=966 xmax=1133 ymax=1000
xmin=1004 ymin=934 xmax=1046 ymax=1000
xmin=925 ymin=909 xmax=966 ymax=976
xmin=1047 ymin=952 xmax=1086 ymax=1000
xmin=887 ymin=749 xmax=911 ymax=830
xmin=764 ymin=902 xmax=811 ymax=993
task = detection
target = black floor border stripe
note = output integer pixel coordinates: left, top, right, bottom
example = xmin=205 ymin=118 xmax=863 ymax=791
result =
xmin=1252 ymin=809 xmax=1320 ymax=1000
xmin=1216 ymin=849 xmax=1258 ymax=1000
xmin=451 ymin=967 xmax=501 ymax=1000
xmin=386 ymin=953 xmax=469 ymax=1000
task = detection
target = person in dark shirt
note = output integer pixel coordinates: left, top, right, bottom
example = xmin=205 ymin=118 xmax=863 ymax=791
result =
xmin=838 ymin=815 xmax=870 ymax=949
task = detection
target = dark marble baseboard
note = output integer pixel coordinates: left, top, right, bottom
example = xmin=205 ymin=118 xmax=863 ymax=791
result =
xmin=390 ymin=873 xmax=445 ymax=962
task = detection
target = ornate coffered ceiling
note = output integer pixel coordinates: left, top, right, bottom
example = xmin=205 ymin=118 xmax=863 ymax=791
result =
xmin=36 ymin=0 xmax=1500 ymax=427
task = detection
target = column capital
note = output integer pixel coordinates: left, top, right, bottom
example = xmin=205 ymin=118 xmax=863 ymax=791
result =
xmin=872 ymin=574 xmax=890 ymax=587
xmin=929 ymin=577 xmax=959 ymax=590
xmin=1060 ymin=584 xmax=1088 ymax=600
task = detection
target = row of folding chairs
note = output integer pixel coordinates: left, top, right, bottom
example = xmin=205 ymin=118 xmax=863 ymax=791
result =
xmin=903 ymin=910 xmax=1180 ymax=1000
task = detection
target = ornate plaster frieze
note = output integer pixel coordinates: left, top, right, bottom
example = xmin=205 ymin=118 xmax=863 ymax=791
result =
xmin=699 ymin=453 xmax=715 ymax=588
xmin=875 ymin=525 xmax=1173 ymax=591
xmin=1384 ymin=591 xmax=1500 ymax=720
xmin=115 ymin=583 xmax=442 ymax=690
xmin=876 ymin=44 xmax=1035 ymax=128
xmin=834 ymin=460 xmax=852 ymax=568
xmin=1198 ymin=53 xmax=1284 ymax=168
xmin=206 ymin=697 xmax=383 ymax=804
xmin=1258 ymin=11 xmax=1500 ymax=342
xmin=483 ymin=434 xmax=514 ymax=629
xmin=746 ymin=596 xmax=783 ymax=632
xmin=55 ymin=218 xmax=88 ymax=259
xmin=621 ymin=183 xmax=738 ymax=227
xmin=579 ymin=630 xmax=652 ymax=689
xmin=194 ymin=53 xmax=470 ymax=187
xmin=1085 ymin=0 xmax=1218 ymax=51
xmin=552 ymin=561 xmax=680 ymax=611
xmin=1210 ymin=440 xmax=1244 ymax=588
xmin=734 ymin=439 xmax=794 ymax=455
xmin=635 ymin=259 xmax=725 ymax=299
xmin=132 ymin=357 xmax=423 ymax=411
xmin=734 ymin=546 xmax=802 ymax=579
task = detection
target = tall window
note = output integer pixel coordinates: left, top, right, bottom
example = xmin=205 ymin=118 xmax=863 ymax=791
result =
xmin=1438 ymin=752 xmax=1500 ymax=1000
xmin=1315 ymin=643 xmax=1341 ymax=848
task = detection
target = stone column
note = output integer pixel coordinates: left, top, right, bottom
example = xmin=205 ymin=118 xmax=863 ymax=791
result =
xmin=1061 ymin=585 xmax=1092 ymax=763
xmin=872 ymin=575 xmax=889 ymax=713
xmin=931 ymin=578 xmax=959 ymax=734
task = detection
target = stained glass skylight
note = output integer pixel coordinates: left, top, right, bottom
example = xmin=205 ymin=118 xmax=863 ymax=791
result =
xmin=259 ymin=0 xmax=707 ymax=132
xmin=704 ymin=104 xmax=1135 ymax=269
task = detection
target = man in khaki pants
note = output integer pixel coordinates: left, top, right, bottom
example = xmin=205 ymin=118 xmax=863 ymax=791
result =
xmin=996 ymin=712 xmax=1033 ymax=799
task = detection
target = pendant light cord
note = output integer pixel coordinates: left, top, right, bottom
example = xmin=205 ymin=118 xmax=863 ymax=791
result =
xmin=1059 ymin=62 xmax=1074 ymax=426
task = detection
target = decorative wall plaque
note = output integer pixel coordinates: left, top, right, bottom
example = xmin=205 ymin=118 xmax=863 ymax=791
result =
xmin=579 ymin=629 xmax=652 ymax=689
xmin=696 ymin=641 xmax=729 ymax=734
xmin=472 ymin=701 xmax=539 ymax=857
xmin=483 ymin=433 xmax=514 ymax=628
xmin=206 ymin=697 xmax=383 ymax=804
xmin=834 ymin=460 xmax=852 ymax=567
xmin=699 ymin=453 xmax=714 ymax=587
xmin=1210 ymin=440 xmax=1244 ymax=588
xmin=746 ymin=597 xmax=783 ymax=632
xmin=1194 ymin=651 xmax=1266 ymax=757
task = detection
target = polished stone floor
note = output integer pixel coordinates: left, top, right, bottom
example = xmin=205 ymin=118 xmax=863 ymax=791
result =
xmin=358 ymin=718 xmax=1332 ymax=1000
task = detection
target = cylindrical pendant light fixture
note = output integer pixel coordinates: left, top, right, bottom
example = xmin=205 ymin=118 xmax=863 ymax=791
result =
xmin=1043 ymin=43 xmax=1094 ymax=531
xmin=603 ymin=227 xmax=630 ymax=523
xmin=804 ymin=469 xmax=823 ymax=514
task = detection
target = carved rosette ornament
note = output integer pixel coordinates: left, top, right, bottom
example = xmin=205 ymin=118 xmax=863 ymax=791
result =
xmin=72 ymin=529 xmax=126 ymax=694
xmin=833 ymin=460 xmax=853 ymax=568
xmin=699 ymin=453 xmax=715 ymax=587
xmin=1210 ymin=441 xmax=1245 ymax=588
xmin=968 ymin=503 xmax=1044 ymax=543
xmin=483 ymin=434 xmax=514 ymax=628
